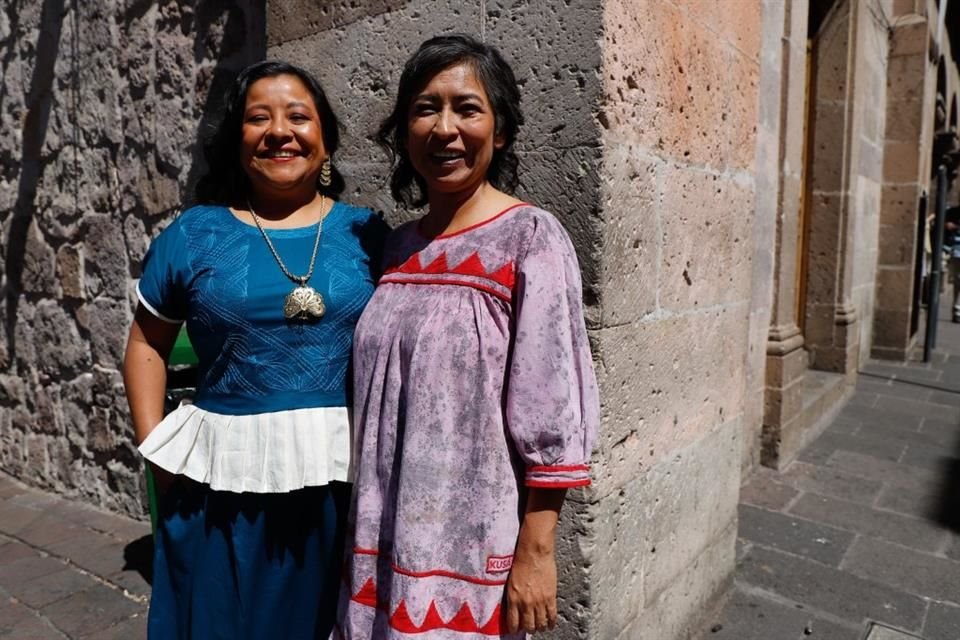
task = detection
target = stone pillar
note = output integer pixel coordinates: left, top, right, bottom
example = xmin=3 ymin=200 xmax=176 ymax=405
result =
xmin=873 ymin=10 xmax=933 ymax=359
xmin=267 ymin=1 xmax=762 ymax=638
xmin=803 ymin=0 xmax=861 ymax=375
xmin=754 ymin=0 xmax=811 ymax=470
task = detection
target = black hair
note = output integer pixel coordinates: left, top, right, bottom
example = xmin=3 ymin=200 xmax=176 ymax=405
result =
xmin=377 ymin=34 xmax=524 ymax=208
xmin=193 ymin=60 xmax=345 ymax=205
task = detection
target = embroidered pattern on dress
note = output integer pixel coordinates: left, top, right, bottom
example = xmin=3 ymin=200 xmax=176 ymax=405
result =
xmin=349 ymin=578 xmax=503 ymax=635
xmin=485 ymin=554 xmax=513 ymax=573
xmin=381 ymin=251 xmax=516 ymax=302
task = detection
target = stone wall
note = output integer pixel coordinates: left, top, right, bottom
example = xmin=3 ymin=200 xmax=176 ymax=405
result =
xmin=873 ymin=3 xmax=930 ymax=359
xmin=268 ymin=1 xmax=761 ymax=638
xmin=592 ymin=0 xmax=759 ymax=637
xmin=0 ymin=0 xmax=264 ymax=516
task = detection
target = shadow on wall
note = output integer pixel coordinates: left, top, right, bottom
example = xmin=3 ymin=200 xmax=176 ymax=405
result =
xmin=183 ymin=2 xmax=266 ymax=208
xmin=4 ymin=0 xmax=66 ymax=372
xmin=3 ymin=0 xmax=266 ymax=364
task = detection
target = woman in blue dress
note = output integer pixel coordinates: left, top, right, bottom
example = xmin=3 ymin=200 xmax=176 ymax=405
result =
xmin=123 ymin=60 xmax=385 ymax=639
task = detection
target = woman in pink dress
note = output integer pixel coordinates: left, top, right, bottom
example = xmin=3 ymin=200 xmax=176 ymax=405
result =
xmin=335 ymin=34 xmax=599 ymax=639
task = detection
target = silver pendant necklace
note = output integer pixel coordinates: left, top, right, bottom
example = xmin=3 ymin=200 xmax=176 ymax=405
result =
xmin=247 ymin=196 xmax=327 ymax=321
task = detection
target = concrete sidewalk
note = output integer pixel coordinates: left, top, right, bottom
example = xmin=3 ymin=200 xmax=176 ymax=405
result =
xmin=707 ymin=310 xmax=960 ymax=640
xmin=0 ymin=478 xmax=150 ymax=638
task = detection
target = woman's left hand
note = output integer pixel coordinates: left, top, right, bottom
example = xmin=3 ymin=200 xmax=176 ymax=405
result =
xmin=504 ymin=487 xmax=566 ymax=634
xmin=505 ymin=541 xmax=558 ymax=633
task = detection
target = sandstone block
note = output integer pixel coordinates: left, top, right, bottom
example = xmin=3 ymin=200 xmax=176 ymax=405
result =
xmin=660 ymin=166 xmax=754 ymax=312
xmin=591 ymin=311 xmax=747 ymax=497
xmin=871 ymin=308 xmax=912 ymax=349
xmin=890 ymin=0 xmax=919 ymax=17
xmin=890 ymin=22 xmax=928 ymax=58
xmin=640 ymin=418 xmax=740 ymax=601
xmin=810 ymin=102 xmax=849 ymax=192
xmin=877 ymin=223 xmax=917 ymax=267
xmin=723 ymin=51 xmax=760 ymax=171
xmin=883 ymin=140 xmax=922 ymax=184
xmin=601 ymin=0 xmax=728 ymax=167
xmin=56 ymin=245 xmax=84 ymax=300
xmin=880 ymin=184 xmax=920 ymax=227
xmin=765 ymin=343 xmax=807 ymax=387
xmin=598 ymin=145 xmax=659 ymax=325
xmin=886 ymin=98 xmax=923 ymax=142
xmin=875 ymin=266 xmax=914 ymax=308
xmin=814 ymin=5 xmax=850 ymax=103
xmin=887 ymin=53 xmax=926 ymax=100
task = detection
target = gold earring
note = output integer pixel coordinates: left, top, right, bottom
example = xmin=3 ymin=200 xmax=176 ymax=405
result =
xmin=319 ymin=159 xmax=333 ymax=187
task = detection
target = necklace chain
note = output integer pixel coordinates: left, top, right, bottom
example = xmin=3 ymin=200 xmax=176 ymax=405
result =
xmin=247 ymin=195 xmax=326 ymax=285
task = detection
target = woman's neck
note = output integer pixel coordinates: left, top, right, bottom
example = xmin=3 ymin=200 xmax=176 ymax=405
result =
xmin=422 ymin=182 xmax=518 ymax=237
xmin=234 ymin=190 xmax=329 ymax=230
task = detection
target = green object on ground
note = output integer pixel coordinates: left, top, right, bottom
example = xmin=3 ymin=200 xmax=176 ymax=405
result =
xmin=168 ymin=326 xmax=198 ymax=367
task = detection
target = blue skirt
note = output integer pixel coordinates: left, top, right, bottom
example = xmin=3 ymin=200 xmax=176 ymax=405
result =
xmin=149 ymin=480 xmax=349 ymax=640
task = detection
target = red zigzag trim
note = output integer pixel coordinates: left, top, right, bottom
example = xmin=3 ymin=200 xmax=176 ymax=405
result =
xmin=349 ymin=578 xmax=502 ymax=635
xmin=385 ymin=251 xmax=516 ymax=290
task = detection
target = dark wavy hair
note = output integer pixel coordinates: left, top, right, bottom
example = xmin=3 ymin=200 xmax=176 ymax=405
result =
xmin=377 ymin=34 xmax=524 ymax=208
xmin=193 ymin=60 xmax=345 ymax=205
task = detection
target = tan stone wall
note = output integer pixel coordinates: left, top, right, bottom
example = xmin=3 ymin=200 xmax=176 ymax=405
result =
xmin=874 ymin=10 xmax=929 ymax=359
xmin=0 ymin=0 xmax=264 ymax=516
xmin=594 ymin=0 xmax=760 ymax=636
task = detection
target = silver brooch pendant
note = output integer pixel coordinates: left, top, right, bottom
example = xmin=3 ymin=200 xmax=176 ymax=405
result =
xmin=284 ymin=285 xmax=326 ymax=320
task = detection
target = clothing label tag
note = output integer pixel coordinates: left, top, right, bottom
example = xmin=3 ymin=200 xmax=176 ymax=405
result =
xmin=486 ymin=554 xmax=513 ymax=573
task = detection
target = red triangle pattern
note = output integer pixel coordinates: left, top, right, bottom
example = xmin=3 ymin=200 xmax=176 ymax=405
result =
xmin=385 ymin=251 xmax=516 ymax=291
xmin=350 ymin=579 xmax=502 ymax=635
xmin=351 ymin=578 xmax=378 ymax=608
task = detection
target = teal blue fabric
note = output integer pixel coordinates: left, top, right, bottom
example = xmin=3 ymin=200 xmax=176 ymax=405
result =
xmin=149 ymin=480 xmax=349 ymax=640
xmin=138 ymin=203 xmax=386 ymax=415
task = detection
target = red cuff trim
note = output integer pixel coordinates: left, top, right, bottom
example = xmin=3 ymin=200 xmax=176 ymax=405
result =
xmin=526 ymin=478 xmax=591 ymax=489
xmin=528 ymin=464 xmax=589 ymax=473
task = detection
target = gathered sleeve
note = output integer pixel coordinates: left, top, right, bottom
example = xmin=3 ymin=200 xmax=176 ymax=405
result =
xmin=136 ymin=219 xmax=190 ymax=324
xmin=506 ymin=213 xmax=600 ymax=489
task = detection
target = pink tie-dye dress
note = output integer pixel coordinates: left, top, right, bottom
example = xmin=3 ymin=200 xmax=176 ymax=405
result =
xmin=334 ymin=204 xmax=600 ymax=639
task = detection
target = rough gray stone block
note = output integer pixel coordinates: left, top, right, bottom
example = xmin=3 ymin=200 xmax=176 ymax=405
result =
xmin=839 ymin=405 xmax=923 ymax=433
xmin=864 ymin=623 xmax=924 ymax=639
xmin=739 ymin=470 xmax=800 ymax=511
xmin=40 ymin=582 xmax=144 ymax=638
xmin=737 ymin=504 xmax=854 ymax=567
xmin=787 ymin=493 xmax=948 ymax=553
xmin=797 ymin=431 xmax=906 ymax=465
xmin=843 ymin=537 xmax=960 ymax=605
xmin=703 ymin=586 xmax=860 ymax=640
xmin=779 ymin=461 xmax=883 ymax=504
xmin=923 ymin=602 xmax=960 ymax=640
xmin=823 ymin=450 xmax=938 ymax=490
xmin=6 ymin=567 xmax=99 ymax=610
xmin=738 ymin=545 xmax=926 ymax=632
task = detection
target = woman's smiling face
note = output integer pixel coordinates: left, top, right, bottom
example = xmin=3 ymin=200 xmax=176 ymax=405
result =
xmin=405 ymin=63 xmax=504 ymax=200
xmin=240 ymin=74 xmax=327 ymax=199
